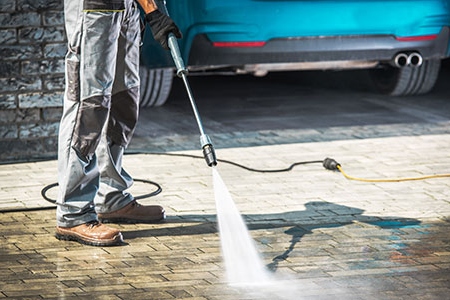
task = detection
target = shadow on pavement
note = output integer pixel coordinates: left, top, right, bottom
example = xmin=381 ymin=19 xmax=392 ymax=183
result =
xmin=122 ymin=200 xmax=421 ymax=270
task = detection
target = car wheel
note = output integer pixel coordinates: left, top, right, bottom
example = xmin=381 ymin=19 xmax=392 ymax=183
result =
xmin=139 ymin=66 xmax=173 ymax=107
xmin=369 ymin=59 xmax=441 ymax=96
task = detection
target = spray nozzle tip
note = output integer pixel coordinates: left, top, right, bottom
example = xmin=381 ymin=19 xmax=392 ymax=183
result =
xmin=203 ymin=144 xmax=217 ymax=167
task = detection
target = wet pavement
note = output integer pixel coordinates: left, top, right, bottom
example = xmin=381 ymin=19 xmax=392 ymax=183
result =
xmin=1 ymin=64 xmax=450 ymax=299
xmin=1 ymin=134 xmax=449 ymax=299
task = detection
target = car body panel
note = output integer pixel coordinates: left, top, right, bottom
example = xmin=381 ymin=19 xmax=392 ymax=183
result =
xmin=141 ymin=0 xmax=450 ymax=70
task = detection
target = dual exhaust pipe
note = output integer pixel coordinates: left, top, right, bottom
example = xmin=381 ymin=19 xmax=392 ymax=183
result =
xmin=393 ymin=52 xmax=423 ymax=68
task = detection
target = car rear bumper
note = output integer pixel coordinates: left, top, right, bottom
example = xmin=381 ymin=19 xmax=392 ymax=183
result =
xmin=188 ymin=27 xmax=450 ymax=68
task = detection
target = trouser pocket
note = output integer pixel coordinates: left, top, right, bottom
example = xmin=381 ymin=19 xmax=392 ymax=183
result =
xmin=65 ymin=60 xmax=80 ymax=102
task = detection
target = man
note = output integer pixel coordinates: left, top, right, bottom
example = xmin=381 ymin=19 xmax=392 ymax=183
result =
xmin=55 ymin=0 xmax=182 ymax=246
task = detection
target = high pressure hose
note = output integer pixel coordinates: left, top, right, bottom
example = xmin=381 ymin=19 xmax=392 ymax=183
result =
xmin=2 ymin=155 xmax=449 ymax=213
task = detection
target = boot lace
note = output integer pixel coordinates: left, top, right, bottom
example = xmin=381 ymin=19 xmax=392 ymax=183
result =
xmin=86 ymin=220 xmax=100 ymax=228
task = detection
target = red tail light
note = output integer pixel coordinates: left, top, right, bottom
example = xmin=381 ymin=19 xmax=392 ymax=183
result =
xmin=396 ymin=34 xmax=438 ymax=42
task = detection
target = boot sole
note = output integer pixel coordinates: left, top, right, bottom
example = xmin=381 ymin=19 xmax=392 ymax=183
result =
xmin=55 ymin=231 xmax=124 ymax=247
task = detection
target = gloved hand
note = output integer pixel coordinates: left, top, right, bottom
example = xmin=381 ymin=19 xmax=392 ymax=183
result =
xmin=145 ymin=9 xmax=182 ymax=50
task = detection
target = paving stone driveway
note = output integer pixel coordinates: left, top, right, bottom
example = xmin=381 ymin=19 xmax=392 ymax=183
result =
xmin=1 ymin=134 xmax=449 ymax=299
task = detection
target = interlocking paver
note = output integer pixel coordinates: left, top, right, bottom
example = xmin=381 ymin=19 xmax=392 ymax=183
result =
xmin=1 ymin=134 xmax=449 ymax=299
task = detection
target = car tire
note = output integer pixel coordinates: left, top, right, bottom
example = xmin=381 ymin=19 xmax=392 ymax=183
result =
xmin=369 ymin=59 xmax=441 ymax=96
xmin=139 ymin=66 xmax=173 ymax=107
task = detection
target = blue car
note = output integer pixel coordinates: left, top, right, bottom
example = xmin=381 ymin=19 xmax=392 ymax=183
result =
xmin=139 ymin=0 xmax=450 ymax=107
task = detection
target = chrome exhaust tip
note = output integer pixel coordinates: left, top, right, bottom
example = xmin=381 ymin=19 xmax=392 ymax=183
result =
xmin=394 ymin=53 xmax=409 ymax=68
xmin=393 ymin=52 xmax=423 ymax=68
xmin=407 ymin=52 xmax=423 ymax=67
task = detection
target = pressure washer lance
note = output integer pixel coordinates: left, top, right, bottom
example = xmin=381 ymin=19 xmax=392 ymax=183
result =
xmin=167 ymin=33 xmax=217 ymax=167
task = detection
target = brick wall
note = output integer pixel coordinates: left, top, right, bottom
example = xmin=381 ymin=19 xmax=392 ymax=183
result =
xmin=0 ymin=0 xmax=65 ymax=163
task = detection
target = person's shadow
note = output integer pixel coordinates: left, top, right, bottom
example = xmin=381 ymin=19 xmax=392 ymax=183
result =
xmin=263 ymin=201 xmax=421 ymax=271
xmin=123 ymin=200 xmax=421 ymax=271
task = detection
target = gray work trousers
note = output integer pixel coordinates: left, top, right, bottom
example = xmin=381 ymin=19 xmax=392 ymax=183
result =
xmin=57 ymin=0 xmax=141 ymax=227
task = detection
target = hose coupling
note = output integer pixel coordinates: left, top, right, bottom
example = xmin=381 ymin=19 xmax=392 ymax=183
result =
xmin=323 ymin=157 xmax=340 ymax=171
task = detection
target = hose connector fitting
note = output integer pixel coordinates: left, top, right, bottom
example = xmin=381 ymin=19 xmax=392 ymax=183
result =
xmin=323 ymin=157 xmax=340 ymax=171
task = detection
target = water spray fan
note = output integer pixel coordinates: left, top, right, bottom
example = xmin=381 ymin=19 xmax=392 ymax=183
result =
xmin=166 ymin=33 xmax=217 ymax=167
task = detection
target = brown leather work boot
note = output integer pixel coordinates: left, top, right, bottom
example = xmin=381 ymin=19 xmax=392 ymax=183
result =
xmin=97 ymin=200 xmax=166 ymax=224
xmin=55 ymin=221 xmax=123 ymax=246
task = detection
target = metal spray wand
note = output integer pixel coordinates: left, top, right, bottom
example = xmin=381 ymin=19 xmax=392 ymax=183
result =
xmin=154 ymin=1 xmax=217 ymax=166
xmin=167 ymin=34 xmax=217 ymax=167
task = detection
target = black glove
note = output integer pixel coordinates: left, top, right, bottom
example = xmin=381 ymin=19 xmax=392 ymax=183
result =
xmin=145 ymin=9 xmax=182 ymax=50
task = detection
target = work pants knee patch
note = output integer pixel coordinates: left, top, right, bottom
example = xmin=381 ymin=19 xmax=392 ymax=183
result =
xmin=72 ymin=95 xmax=110 ymax=160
